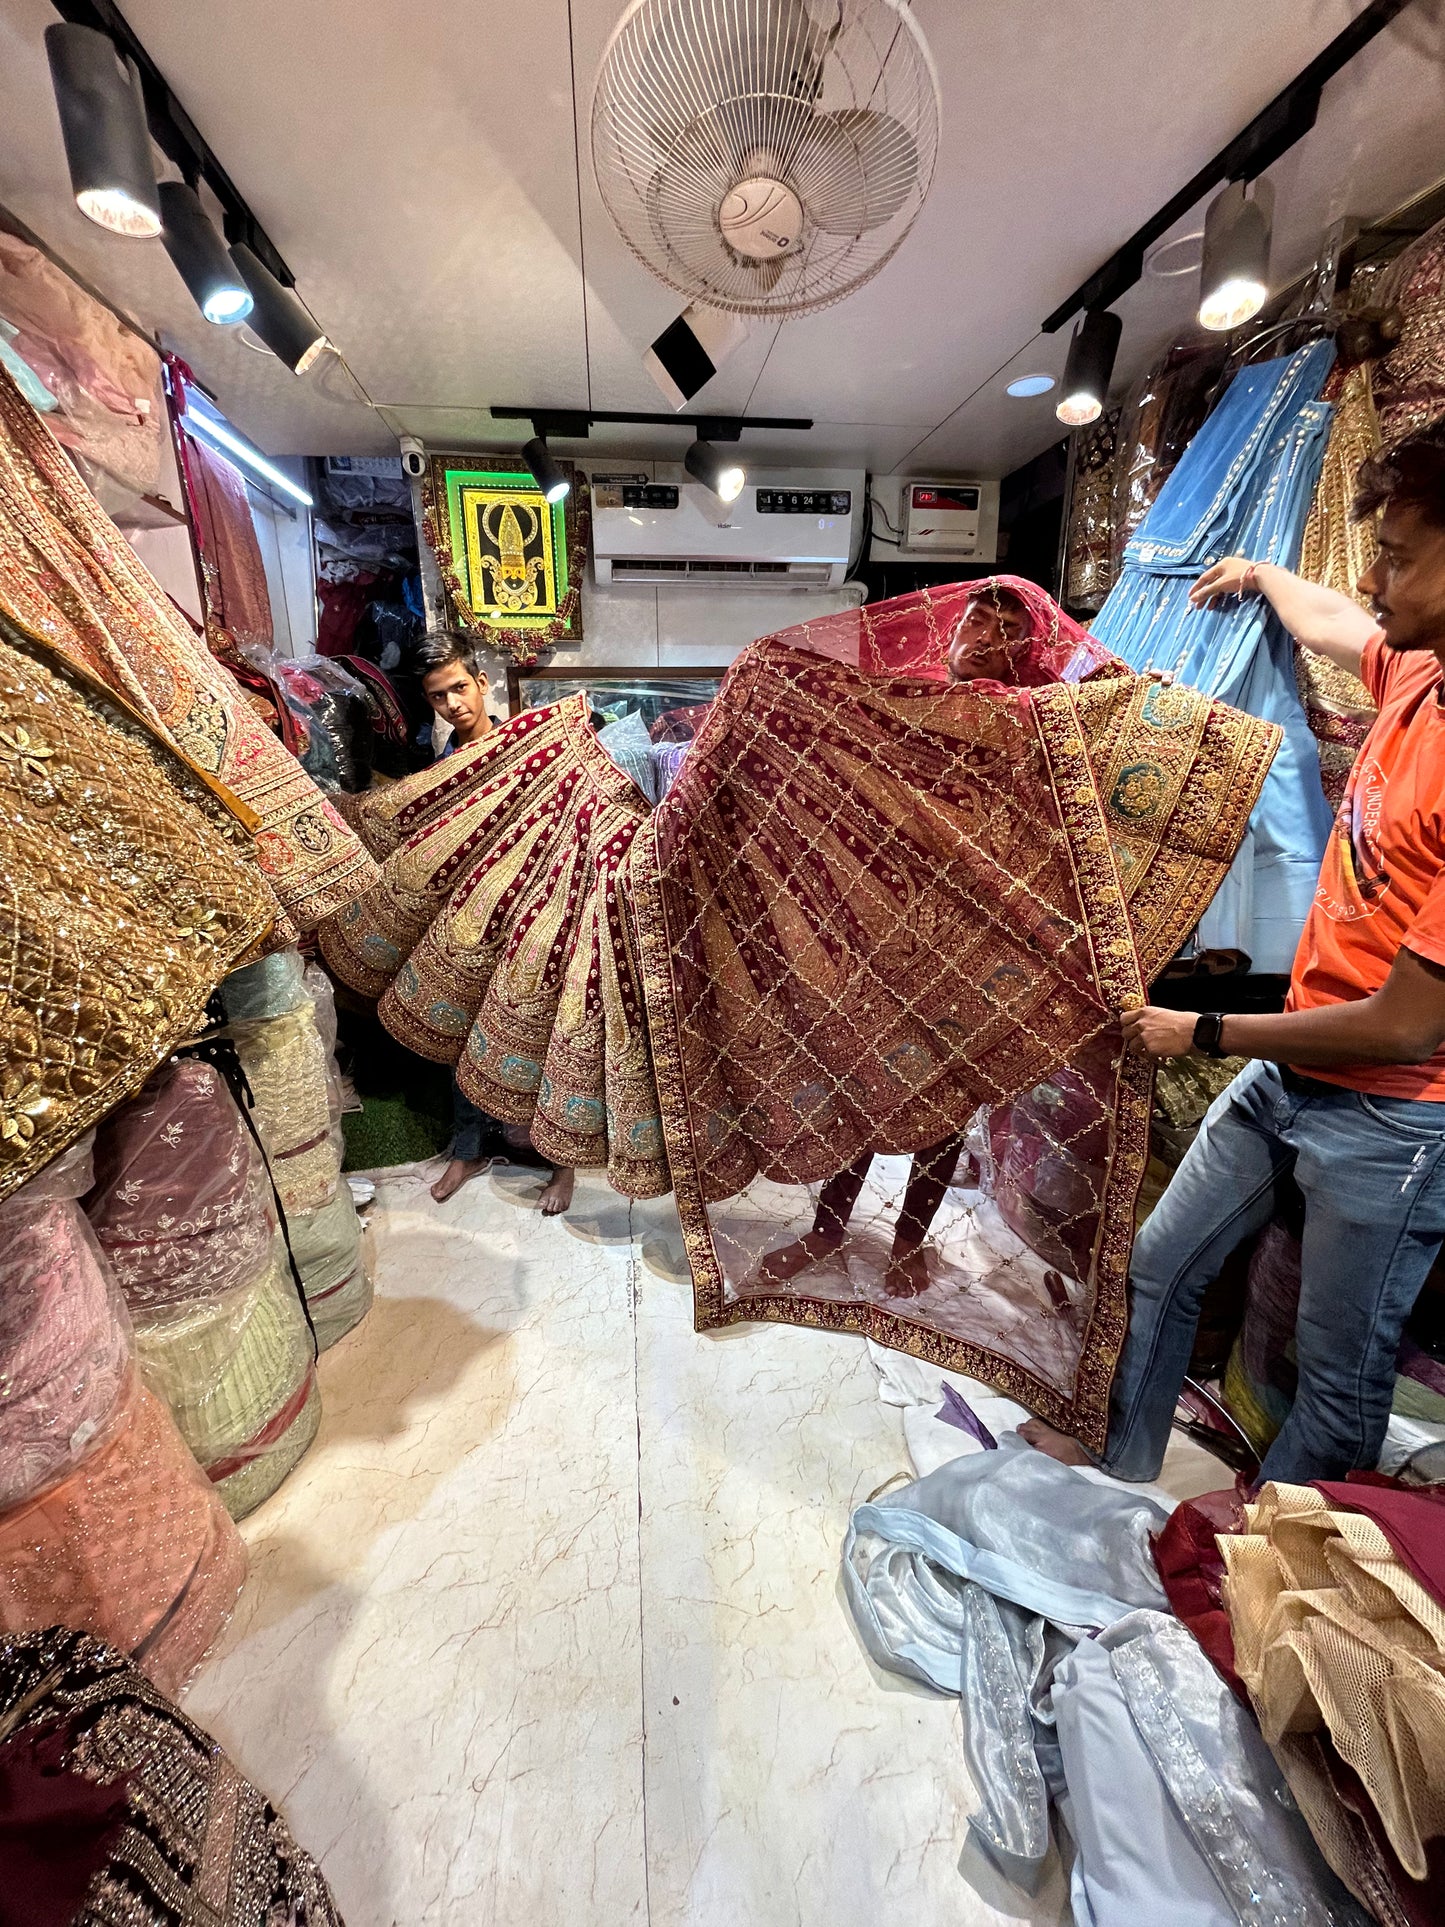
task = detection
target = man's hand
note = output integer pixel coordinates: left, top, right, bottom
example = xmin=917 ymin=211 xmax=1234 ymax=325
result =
xmin=1121 ymin=1004 xmax=1198 ymax=1059
xmin=1189 ymin=556 xmax=1257 ymax=608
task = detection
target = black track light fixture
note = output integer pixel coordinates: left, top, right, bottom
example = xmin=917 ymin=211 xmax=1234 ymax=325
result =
xmin=44 ymin=21 xmax=160 ymax=237
xmin=1056 ymin=309 xmax=1122 ymax=428
xmin=159 ymin=182 xmax=252 ymax=324
xmin=1199 ymin=180 xmax=1273 ymax=332
xmin=523 ymin=436 xmax=570 ymax=504
xmin=231 ymin=244 xmax=329 ymax=374
xmin=684 ymin=438 xmax=746 ymax=503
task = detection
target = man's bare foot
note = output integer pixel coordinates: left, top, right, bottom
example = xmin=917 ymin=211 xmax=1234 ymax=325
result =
xmin=430 ymin=1157 xmax=493 ymax=1203
xmin=1017 ymin=1417 xmax=1095 ymax=1467
xmin=752 ymin=1227 xmax=846 ymax=1288
xmin=538 ymin=1166 xmax=575 ymax=1216
xmin=883 ymin=1246 xmax=931 ymax=1298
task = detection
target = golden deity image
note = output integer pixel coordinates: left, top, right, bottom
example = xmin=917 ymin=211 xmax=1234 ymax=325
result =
xmin=323 ymin=583 xmax=1277 ymax=1447
xmin=421 ymin=456 xmax=588 ymax=661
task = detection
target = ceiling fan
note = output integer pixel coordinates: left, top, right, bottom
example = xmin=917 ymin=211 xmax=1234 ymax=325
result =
xmin=591 ymin=0 xmax=941 ymax=320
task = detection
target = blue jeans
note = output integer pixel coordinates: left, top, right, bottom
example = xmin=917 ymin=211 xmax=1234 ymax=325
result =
xmin=1104 ymin=1059 xmax=1445 ymax=1485
xmin=449 ymin=1076 xmax=505 ymax=1163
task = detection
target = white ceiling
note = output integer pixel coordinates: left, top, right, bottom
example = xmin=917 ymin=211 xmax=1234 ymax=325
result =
xmin=0 ymin=0 xmax=1442 ymax=476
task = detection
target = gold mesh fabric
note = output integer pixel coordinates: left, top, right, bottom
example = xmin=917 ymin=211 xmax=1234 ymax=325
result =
xmin=0 ymin=613 xmax=274 ymax=1202
xmin=1221 ymin=1481 xmax=1445 ymax=1881
xmin=1295 ymin=363 xmax=1380 ymax=805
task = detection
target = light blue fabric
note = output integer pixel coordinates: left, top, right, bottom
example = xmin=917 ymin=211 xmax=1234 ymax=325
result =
xmin=0 ymin=320 xmax=58 ymax=414
xmin=1090 ymin=342 xmax=1338 ymax=972
xmin=844 ymin=1447 xmax=1371 ymax=1922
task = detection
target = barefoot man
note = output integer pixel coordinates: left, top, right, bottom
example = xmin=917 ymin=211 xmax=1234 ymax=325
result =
xmin=1024 ymin=424 xmax=1445 ymax=1485
xmin=418 ymin=633 xmax=574 ymax=1217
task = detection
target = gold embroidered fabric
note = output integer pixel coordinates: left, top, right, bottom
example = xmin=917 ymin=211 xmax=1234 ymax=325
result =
xmin=1222 ymin=1482 xmax=1445 ymax=1884
xmin=0 ymin=612 xmax=274 ymax=1202
xmin=1296 ymin=363 xmax=1380 ymax=806
xmin=1375 ymin=216 xmax=1445 ymax=445
xmin=629 ymin=621 xmax=1276 ymax=1447
xmin=0 ymin=361 xmax=377 ymax=937
xmin=322 ymin=694 xmax=667 ymax=1198
xmin=325 ymin=591 xmax=1272 ymax=1441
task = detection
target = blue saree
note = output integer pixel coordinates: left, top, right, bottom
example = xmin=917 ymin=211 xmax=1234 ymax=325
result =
xmin=1089 ymin=341 xmax=1338 ymax=973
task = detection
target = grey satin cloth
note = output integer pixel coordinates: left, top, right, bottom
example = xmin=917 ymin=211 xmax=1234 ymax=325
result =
xmin=843 ymin=1439 xmax=1367 ymax=1924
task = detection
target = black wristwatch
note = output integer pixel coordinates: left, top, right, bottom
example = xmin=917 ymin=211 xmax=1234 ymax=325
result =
xmin=1192 ymin=1011 xmax=1228 ymax=1058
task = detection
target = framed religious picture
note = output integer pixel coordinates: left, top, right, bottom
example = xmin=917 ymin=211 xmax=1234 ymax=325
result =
xmin=421 ymin=454 xmax=588 ymax=663
xmin=505 ymin=664 xmax=728 ymax=731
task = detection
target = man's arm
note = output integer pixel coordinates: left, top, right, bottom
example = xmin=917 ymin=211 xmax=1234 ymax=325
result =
xmin=1189 ymin=556 xmax=1378 ymax=677
xmin=1125 ymin=948 xmax=1445 ymax=1065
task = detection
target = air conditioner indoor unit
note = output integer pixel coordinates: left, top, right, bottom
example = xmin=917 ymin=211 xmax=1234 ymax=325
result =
xmin=591 ymin=469 xmax=862 ymax=588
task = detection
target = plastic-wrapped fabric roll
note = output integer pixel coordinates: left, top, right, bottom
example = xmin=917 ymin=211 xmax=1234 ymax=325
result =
xmin=218 ymin=947 xmax=310 ymax=1023
xmin=226 ymin=1004 xmax=342 ymax=1214
xmin=290 ymin=1185 xmax=373 ymax=1350
xmin=0 ymin=1137 xmax=131 ymax=1512
xmin=0 ymin=1365 xmax=247 ymax=1697
xmin=303 ymin=959 xmax=340 ymax=1057
xmin=86 ymin=1059 xmax=275 ymax=1311
xmin=131 ymin=1239 xmax=319 ymax=1520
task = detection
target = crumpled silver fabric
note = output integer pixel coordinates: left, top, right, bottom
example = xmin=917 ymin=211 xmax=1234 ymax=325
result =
xmin=843 ymin=1440 xmax=1366 ymax=1921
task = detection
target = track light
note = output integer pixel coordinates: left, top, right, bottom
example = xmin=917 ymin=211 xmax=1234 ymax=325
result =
xmin=158 ymin=183 xmax=252 ymax=324
xmin=44 ymin=22 xmax=160 ymax=237
xmin=1056 ymin=309 xmax=1122 ymax=428
xmin=523 ymin=437 xmax=570 ymax=504
xmin=231 ymin=243 xmax=329 ymax=374
xmin=1199 ymin=180 xmax=1273 ymax=332
xmin=684 ymin=438 xmax=746 ymax=503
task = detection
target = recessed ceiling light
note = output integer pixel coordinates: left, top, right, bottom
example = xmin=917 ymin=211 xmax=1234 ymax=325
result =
xmin=1006 ymin=374 xmax=1055 ymax=398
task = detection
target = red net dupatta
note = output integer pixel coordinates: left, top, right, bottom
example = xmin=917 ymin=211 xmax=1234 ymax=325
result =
xmin=627 ymin=622 xmax=1277 ymax=1450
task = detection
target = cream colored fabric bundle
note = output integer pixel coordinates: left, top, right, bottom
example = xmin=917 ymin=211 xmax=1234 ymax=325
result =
xmin=1221 ymin=1480 xmax=1445 ymax=1881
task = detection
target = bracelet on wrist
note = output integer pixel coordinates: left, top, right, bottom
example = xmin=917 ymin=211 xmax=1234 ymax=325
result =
xmin=1242 ymin=563 xmax=1260 ymax=595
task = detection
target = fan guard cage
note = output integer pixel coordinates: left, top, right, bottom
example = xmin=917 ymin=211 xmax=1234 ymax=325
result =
xmin=591 ymin=0 xmax=941 ymax=319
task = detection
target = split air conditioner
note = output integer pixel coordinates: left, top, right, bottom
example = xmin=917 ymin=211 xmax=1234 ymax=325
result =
xmin=591 ymin=468 xmax=861 ymax=588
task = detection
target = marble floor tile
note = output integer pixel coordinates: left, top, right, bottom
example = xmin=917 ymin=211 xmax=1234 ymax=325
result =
xmin=186 ymin=1163 xmax=1071 ymax=1926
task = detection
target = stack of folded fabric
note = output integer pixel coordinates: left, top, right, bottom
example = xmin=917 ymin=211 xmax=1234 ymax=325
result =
xmin=0 ymin=1135 xmax=245 ymax=1696
xmin=221 ymin=949 xmax=373 ymax=1349
xmin=85 ymin=1058 xmax=321 ymax=1520
xmin=1222 ymin=1480 xmax=1445 ymax=1922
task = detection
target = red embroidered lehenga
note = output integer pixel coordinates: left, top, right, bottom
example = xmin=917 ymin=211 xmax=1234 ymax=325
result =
xmin=322 ymin=581 xmax=1275 ymax=1446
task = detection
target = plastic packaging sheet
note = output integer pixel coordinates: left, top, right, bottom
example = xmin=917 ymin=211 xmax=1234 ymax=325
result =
xmin=290 ymin=1186 xmax=373 ymax=1350
xmin=226 ymin=1004 xmax=342 ymax=1214
xmin=219 ymin=947 xmax=310 ymax=1023
xmin=0 ymin=1366 xmax=247 ymax=1698
xmin=0 ymin=1139 xmax=132 ymax=1512
xmin=86 ymin=1059 xmax=276 ymax=1309
xmin=132 ymin=1237 xmax=319 ymax=1519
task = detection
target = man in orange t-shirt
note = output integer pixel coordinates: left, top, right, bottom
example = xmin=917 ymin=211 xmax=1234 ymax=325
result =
xmin=1025 ymin=422 xmax=1445 ymax=1486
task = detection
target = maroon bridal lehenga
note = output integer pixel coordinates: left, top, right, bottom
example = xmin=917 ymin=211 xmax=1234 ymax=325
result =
xmin=322 ymin=580 xmax=1275 ymax=1447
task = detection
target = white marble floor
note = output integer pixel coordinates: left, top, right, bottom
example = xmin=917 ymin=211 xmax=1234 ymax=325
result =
xmin=185 ymin=1162 xmax=1073 ymax=1927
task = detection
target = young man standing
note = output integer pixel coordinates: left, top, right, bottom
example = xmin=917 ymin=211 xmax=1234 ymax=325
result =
xmin=416 ymin=634 xmax=575 ymax=1217
xmin=1025 ymin=422 xmax=1445 ymax=1485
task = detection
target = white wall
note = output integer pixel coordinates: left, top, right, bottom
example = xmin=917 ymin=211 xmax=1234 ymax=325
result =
xmin=412 ymin=459 xmax=866 ymax=711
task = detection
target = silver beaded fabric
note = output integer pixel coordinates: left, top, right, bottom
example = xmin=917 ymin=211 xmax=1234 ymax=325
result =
xmin=0 ymin=1625 xmax=344 ymax=1926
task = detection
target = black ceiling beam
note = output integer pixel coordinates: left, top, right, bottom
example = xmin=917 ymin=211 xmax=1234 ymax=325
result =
xmin=490 ymin=408 xmax=813 ymax=435
xmin=1041 ymin=0 xmax=1415 ymax=333
xmin=49 ymin=0 xmax=294 ymax=286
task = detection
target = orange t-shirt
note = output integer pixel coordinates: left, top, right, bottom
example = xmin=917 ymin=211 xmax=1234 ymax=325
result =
xmin=1289 ymin=631 xmax=1445 ymax=1098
